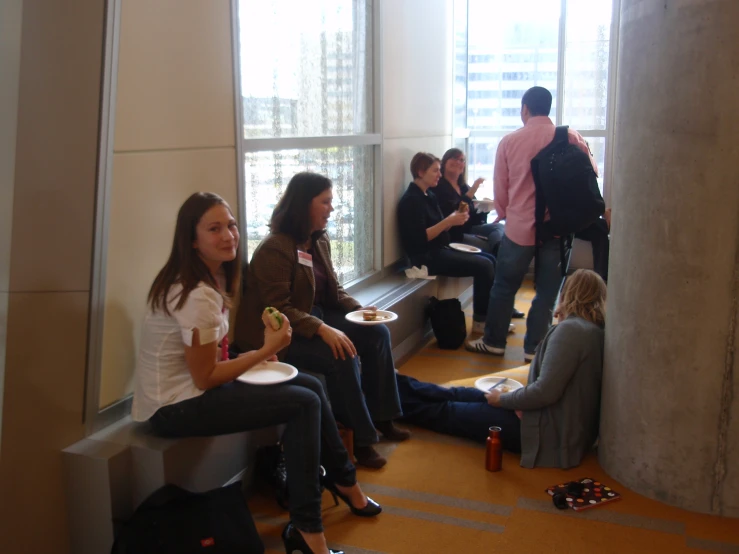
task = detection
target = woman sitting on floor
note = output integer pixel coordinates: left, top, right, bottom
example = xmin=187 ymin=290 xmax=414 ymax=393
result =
xmin=485 ymin=269 xmax=606 ymax=469
xmin=235 ymin=173 xmax=409 ymax=470
xmin=397 ymin=269 xmax=605 ymax=469
xmin=132 ymin=192 xmax=379 ymax=554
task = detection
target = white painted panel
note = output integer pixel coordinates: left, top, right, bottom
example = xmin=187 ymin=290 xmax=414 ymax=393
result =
xmin=382 ymin=0 xmax=453 ymax=139
xmin=382 ymin=135 xmax=451 ymax=267
xmin=99 ymin=148 xmax=238 ymax=408
xmin=114 ymin=0 xmax=236 ymax=152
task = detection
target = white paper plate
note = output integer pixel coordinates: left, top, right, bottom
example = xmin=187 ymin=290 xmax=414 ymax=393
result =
xmin=449 ymin=243 xmax=482 ymax=254
xmin=345 ymin=309 xmax=398 ymax=325
xmin=474 ymin=376 xmax=524 ymax=394
xmin=237 ymin=361 xmax=298 ymax=385
xmin=473 ymin=199 xmax=494 ymax=213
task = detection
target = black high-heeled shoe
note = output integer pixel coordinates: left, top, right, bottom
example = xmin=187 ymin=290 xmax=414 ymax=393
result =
xmin=281 ymin=522 xmax=344 ymax=554
xmin=321 ymin=478 xmax=382 ymax=517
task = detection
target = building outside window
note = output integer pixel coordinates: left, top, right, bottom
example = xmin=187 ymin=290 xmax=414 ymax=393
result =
xmin=235 ymin=0 xmax=377 ymax=284
xmin=454 ymin=0 xmax=616 ymax=199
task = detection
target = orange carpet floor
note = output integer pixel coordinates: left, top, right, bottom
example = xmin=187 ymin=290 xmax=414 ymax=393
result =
xmin=250 ymin=282 xmax=739 ymax=553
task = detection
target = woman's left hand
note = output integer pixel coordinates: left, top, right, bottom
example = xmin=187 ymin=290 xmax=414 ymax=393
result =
xmin=484 ymin=389 xmax=502 ymax=406
xmin=472 ymin=177 xmax=485 ymax=189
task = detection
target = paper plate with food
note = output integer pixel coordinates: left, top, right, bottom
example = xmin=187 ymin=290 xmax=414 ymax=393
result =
xmin=238 ymin=307 xmax=298 ymax=385
xmin=474 ymin=376 xmax=524 ymax=394
xmin=472 ymin=198 xmax=494 ymax=213
xmin=345 ymin=308 xmax=398 ymax=325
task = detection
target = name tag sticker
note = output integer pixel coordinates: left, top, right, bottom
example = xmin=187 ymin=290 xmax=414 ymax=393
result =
xmin=298 ymin=250 xmax=313 ymax=267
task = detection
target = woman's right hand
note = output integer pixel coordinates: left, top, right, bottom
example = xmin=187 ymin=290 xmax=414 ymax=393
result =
xmin=317 ymin=324 xmax=357 ymax=360
xmin=446 ymin=210 xmax=469 ymax=228
xmin=263 ymin=313 xmax=292 ymax=354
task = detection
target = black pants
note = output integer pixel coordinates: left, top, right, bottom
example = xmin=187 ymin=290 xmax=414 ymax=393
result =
xmin=424 ymin=248 xmax=496 ymax=321
xmin=149 ymin=374 xmax=355 ymax=534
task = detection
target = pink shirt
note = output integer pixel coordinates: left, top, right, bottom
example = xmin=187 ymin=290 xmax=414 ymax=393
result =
xmin=493 ymin=116 xmax=598 ymax=246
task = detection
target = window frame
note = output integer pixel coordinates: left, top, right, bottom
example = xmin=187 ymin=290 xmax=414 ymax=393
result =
xmin=83 ymin=0 xmax=384 ymax=436
xmin=231 ymin=0 xmax=384 ymax=288
xmin=453 ymin=0 xmax=621 ymax=202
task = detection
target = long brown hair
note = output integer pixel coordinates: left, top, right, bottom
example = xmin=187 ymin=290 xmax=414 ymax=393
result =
xmin=270 ymin=172 xmax=332 ymax=244
xmin=147 ymin=192 xmax=241 ymax=315
xmin=440 ymin=148 xmax=466 ymax=188
xmin=557 ymin=269 xmax=607 ymax=327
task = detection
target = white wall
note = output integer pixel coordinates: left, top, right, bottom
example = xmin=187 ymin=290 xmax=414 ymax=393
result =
xmin=381 ymin=0 xmax=454 ymax=266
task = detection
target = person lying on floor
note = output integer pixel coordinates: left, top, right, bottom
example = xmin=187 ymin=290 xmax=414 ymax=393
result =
xmin=396 ymin=372 xmax=522 ymax=453
xmin=398 ymin=269 xmax=606 ymax=469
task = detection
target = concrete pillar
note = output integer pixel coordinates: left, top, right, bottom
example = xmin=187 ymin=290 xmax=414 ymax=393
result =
xmin=599 ymin=0 xmax=739 ymax=517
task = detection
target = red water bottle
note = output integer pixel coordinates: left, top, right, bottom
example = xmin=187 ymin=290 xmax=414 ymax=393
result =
xmin=485 ymin=426 xmax=502 ymax=472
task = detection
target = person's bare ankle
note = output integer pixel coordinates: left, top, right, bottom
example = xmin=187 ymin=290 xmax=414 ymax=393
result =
xmin=336 ymin=482 xmax=368 ymax=509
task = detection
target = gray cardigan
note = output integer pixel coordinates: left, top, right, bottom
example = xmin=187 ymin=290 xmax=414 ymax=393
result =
xmin=498 ymin=316 xmax=604 ymax=469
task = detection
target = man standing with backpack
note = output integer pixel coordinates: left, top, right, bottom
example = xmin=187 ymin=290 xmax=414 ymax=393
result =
xmin=466 ymin=86 xmax=601 ymax=361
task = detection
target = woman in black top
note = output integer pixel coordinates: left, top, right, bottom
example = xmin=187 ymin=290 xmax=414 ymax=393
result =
xmin=435 ymin=148 xmax=504 ymax=255
xmin=397 ymin=152 xmax=498 ymax=333
xmin=436 ymin=149 xmax=525 ymax=320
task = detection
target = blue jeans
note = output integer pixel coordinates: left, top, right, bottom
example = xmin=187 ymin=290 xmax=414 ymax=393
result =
xmin=149 ymin=373 xmax=355 ymax=534
xmin=396 ymin=374 xmax=521 ymax=452
xmin=285 ymin=306 xmax=402 ymax=447
xmin=464 ymin=222 xmax=505 ymax=255
xmin=425 ymin=248 xmax=496 ymax=321
xmin=484 ymin=235 xmax=564 ymax=354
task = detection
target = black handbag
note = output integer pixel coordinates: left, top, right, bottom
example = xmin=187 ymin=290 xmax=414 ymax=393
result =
xmin=426 ymin=296 xmax=467 ymax=350
xmin=111 ymin=482 xmax=264 ymax=554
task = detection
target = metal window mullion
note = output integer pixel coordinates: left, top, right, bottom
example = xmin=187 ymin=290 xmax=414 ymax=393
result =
xmin=241 ymin=133 xmax=382 ymax=153
xmin=230 ymin=0 xmax=249 ymax=265
xmin=464 ymin=0 xmax=470 ymax=157
xmin=555 ymin=0 xmax=567 ymax=125
xmin=86 ymin=0 xmax=122 ymax=435
xmin=373 ymin=0 xmax=383 ymax=272
xmin=575 ymin=130 xmax=607 ymax=137
xmin=604 ymin=0 xmax=621 ymax=206
xmin=468 ymin=129 xmax=511 ymax=138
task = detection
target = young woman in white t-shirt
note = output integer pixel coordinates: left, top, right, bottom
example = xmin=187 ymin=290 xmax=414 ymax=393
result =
xmin=132 ymin=192 xmax=379 ymax=554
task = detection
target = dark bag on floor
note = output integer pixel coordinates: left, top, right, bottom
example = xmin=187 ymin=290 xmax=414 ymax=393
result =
xmin=426 ymin=296 xmax=467 ymax=350
xmin=111 ymin=482 xmax=264 ymax=554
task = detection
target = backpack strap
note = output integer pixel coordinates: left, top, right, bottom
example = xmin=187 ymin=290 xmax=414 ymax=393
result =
xmin=554 ymin=125 xmax=569 ymax=144
xmin=559 ymin=234 xmax=573 ymax=277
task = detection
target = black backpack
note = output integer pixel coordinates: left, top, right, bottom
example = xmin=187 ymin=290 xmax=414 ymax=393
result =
xmin=531 ymin=125 xmax=605 ymax=237
xmin=111 ymin=482 xmax=264 ymax=554
xmin=426 ymin=297 xmax=467 ymax=350
xmin=531 ymin=126 xmax=605 ymax=276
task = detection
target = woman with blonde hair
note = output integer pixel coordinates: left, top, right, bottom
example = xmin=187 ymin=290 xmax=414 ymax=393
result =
xmin=485 ymin=269 xmax=606 ymax=469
